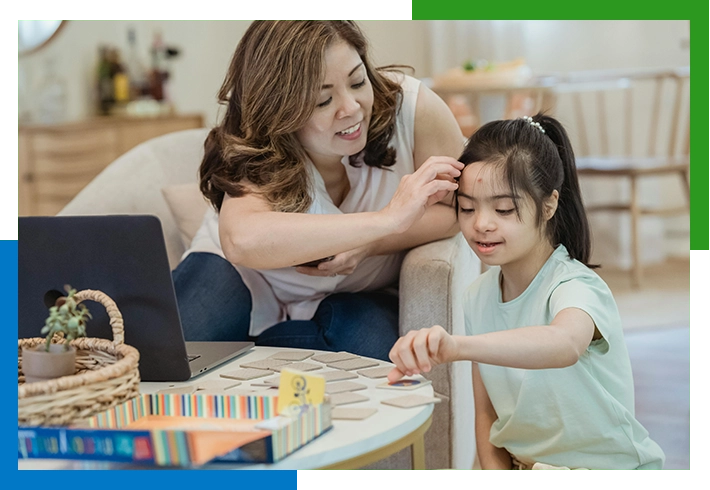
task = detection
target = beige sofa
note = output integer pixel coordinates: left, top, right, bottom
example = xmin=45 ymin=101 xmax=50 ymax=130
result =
xmin=59 ymin=128 xmax=480 ymax=470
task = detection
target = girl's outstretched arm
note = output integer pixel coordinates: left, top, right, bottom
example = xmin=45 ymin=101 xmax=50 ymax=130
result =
xmin=388 ymin=307 xmax=598 ymax=380
xmin=472 ymin=363 xmax=512 ymax=470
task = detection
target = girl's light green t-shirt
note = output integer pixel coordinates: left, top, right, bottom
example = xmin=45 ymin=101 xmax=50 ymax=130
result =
xmin=464 ymin=245 xmax=665 ymax=469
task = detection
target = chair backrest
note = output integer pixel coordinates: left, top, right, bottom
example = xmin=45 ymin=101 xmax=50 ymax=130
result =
xmin=550 ymin=67 xmax=690 ymax=162
xmin=438 ymin=85 xmax=557 ymax=138
xmin=59 ymin=128 xmax=211 ymax=267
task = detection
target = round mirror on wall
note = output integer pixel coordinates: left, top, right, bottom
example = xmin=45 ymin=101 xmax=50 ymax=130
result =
xmin=18 ymin=20 xmax=66 ymax=56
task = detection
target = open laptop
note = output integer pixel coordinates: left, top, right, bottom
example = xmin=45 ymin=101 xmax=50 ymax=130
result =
xmin=18 ymin=215 xmax=254 ymax=382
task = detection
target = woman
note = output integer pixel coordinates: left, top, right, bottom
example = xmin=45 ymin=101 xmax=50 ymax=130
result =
xmin=173 ymin=21 xmax=464 ymax=360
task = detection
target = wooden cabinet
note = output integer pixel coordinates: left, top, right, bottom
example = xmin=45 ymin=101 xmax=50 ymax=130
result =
xmin=18 ymin=114 xmax=204 ymax=216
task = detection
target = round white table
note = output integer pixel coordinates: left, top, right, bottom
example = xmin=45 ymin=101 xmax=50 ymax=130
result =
xmin=19 ymin=346 xmax=435 ymax=470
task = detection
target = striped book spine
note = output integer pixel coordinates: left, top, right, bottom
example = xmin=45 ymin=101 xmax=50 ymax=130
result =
xmin=89 ymin=395 xmax=147 ymax=428
xmin=145 ymin=393 xmax=278 ymax=420
xmin=269 ymin=403 xmax=331 ymax=462
xmin=80 ymin=393 xmax=331 ymax=465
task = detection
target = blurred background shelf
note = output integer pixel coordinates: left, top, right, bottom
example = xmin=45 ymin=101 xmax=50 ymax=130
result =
xmin=18 ymin=113 xmax=204 ymax=216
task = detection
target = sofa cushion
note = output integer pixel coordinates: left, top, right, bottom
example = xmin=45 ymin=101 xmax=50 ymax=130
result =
xmin=59 ymin=128 xmax=211 ymax=269
xmin=161 ymin=183 xmax=210 ymax=249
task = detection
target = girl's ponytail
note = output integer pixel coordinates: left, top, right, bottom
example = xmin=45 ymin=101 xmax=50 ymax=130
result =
xmin=537 ymin=114 xmax=596 ymax=268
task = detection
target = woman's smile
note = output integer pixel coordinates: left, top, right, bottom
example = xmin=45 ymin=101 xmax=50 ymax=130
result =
xmin=336 ymin=121 xmax=362 ymax=140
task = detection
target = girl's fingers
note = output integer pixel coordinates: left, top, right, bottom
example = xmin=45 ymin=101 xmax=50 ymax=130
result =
xmin=412 ymin=331 xmax=432 ymax=373
xmin=387 ymin=367 xmax=406 ymax=383
xmin=391 ymin=333 xmax=420 ymax=376
xmin=426 ymin=329 xmax=441 ymax=365
xmin=396 ymin=344 xmax=419 ymax=376
xmin=388 ymin=342 xmax=403 ymax=370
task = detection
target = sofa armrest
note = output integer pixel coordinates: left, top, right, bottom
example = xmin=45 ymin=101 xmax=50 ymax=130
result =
xmin=399 ymin=232 xmax=477 ymax=337
xmin=398 ymin=232 xmax=480 ymax=469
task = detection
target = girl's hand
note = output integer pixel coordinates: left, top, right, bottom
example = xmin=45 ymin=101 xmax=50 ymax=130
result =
xmin=294 ymin=244 xmax=373 ymax=277
xmin=381 ymin=156 xmax=463 ymax=234
xmin=387 ymin=325 xmax=459 ymax=382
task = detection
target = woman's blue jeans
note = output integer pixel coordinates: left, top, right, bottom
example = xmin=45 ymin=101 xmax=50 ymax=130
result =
xmin=172 ymin=252 xmax=399 ymax=361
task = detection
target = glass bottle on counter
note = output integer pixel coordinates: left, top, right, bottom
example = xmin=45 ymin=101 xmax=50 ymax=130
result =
xmin=125 ymin=27 xmax=149 ymax=99
xmin=97 ymin=46 xmax=114 ymax=115
xmin=149 ymin=31 xmax=166 ymax=101
xmin=112 ymin=49 xmax=130 ymax=106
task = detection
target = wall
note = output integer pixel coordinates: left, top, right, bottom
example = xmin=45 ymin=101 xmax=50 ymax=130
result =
xmin=360 ymin=21 xmax=431 ymax=77
xmin=535 ymin=21 xmax=690 ymax=264
xmin=17 ymin=20 xmax=690 ymax=264
xmin=20 ymin=21 xmax=242 ymax=126
xmin=428 ymin=20 xmax=691 ymax=265
xmin=18 ymin=20 xmax=431 ymax=127
xmin=429 ymin=20 xmax=689 ymax=75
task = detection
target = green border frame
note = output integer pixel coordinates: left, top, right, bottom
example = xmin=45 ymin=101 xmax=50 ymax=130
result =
xmin=6 ymin=4 xmax=710 ymax=490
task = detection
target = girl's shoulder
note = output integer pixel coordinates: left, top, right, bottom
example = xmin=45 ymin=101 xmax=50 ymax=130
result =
xmin=463 ymin=267 xmax=500 ymax=304
xmin=547 ymin=245 xmax=600 ymax=279
xmin=544 ymin=247 xmax=622 ymax=342
xmin=544 ymin=246 xmax=614 ymax=299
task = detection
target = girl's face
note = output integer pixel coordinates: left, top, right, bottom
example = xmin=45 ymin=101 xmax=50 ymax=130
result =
xmin=296 ymin=40 xmax=374 ymax=168
xmin=457 ymin=162 xmax=554 ymax=270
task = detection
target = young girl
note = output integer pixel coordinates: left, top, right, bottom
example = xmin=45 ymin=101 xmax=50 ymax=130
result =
xmin=387 ymin=113 xmax=665 ymax=470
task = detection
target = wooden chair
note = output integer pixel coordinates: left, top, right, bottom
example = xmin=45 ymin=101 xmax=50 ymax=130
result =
xmin=433 ymin=83 xmax=557 ymax=137
xmin=551 ymin=68 xmax=690 ymax=287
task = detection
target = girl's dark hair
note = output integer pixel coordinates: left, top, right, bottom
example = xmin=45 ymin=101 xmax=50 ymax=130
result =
xmin=458 ymin=112 xmax=597 ymax=268
xmin=200 ymin=20 xmax=403 ymax=213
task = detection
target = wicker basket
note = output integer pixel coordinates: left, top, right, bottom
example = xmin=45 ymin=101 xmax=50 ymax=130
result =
xmin=18 ymin=289 xmax=141 ymax=427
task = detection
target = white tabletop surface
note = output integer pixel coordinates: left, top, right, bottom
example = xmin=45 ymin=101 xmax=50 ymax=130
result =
xmin=19 ymin=346 xmax=435 ymax=470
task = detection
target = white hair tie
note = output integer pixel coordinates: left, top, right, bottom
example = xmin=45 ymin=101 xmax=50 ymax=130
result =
xmin=521 ymin=115 xmax=545 ymax=134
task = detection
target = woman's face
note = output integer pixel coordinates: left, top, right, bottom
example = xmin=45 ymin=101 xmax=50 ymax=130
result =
xmin=296 ymin=40 xmax=374 ymax=167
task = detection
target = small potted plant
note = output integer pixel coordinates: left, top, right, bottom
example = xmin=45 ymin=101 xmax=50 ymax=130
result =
xmin=21 ymin=285 xmax=92 ymax=383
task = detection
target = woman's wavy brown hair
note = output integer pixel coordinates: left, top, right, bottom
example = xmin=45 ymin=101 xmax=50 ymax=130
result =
xmin=200 ymin=21 xmax=404 ymax=213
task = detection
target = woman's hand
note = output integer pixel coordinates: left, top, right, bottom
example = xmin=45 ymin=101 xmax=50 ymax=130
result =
xmin=380 ymin=156 xmax=463 ymax=234
xmin=387 ymin=325 xmax=460 ymax=382
xmin=294 ymin=243 xmax=373 ymax=277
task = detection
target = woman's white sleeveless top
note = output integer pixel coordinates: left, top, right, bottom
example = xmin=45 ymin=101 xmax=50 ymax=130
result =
xmin=185 ymin=74 xmax=421 ymax=336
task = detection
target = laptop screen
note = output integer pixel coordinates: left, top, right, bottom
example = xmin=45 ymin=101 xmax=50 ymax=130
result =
xmin=19 ymin=215 xmax=192 ymax=381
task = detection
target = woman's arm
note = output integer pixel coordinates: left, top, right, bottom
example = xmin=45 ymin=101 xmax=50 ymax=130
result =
xmin=219 ymin=82 xmax=464 ymax=271
xmin=219 ymin=155 xmax=461 ymax=270
xmin=472 ymin=363 xmax=513 ymax=470
xmin=365 ymin=202 xmax=458 ymax=257
xmin=368 ymin=83 xmax=465 ymax=256
xmin=307 ymin=83 xmax=465 ymax=267
xmin=388 ymin=308 xmax=597 ymax=379
xmin=296 ymin=85 xmax=464 ymax=276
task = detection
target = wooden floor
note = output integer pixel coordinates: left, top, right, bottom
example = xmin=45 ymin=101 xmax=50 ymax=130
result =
xmin=625 ymin=326 xmax=689 ymax=469
xmin=598 ymin=259 xmax=690 ymax=469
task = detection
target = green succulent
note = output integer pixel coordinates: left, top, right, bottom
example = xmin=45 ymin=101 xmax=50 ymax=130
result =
xmin=462 ymin=60 xmax=476 ymax=72
xmin=40 ymin=285 xmax=91 ymax=352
